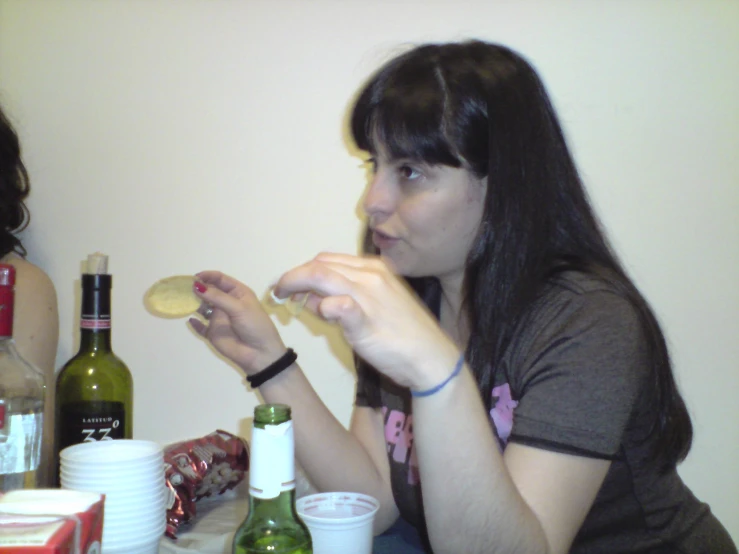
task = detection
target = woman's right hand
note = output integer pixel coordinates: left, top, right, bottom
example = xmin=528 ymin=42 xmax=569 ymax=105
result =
xmin=188 ymin=270 xmax=287 ymax=374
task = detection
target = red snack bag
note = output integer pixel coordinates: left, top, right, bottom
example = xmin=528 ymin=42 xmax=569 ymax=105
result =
xmin=164 ymin=430 xmax=249 ymax=539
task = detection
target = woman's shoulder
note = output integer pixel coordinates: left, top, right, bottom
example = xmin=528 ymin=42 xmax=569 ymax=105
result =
xmin=546 ymin=267 xmax=623 ymax=296
xmin=506 ymin=268 xmax=649 ymax=387
xmin=1 ymin=252 xmax=59 ymax=336
xmin=1 ymin=253 xmax=59 ymax=373
xmin=523 ymin=268 xmax=643 ymax=344
xmin=538 ymin=267 xmax=638 ymax=313
xmin=2 ymin=253 xmax=57 ymax=296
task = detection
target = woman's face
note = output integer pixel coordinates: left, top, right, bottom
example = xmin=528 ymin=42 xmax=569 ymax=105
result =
xmin=362 ymin=147 xmax=486 ymax=282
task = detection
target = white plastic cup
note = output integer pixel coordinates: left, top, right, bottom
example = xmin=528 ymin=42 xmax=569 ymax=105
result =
xmin=103 ymin=521 xmax=165 ymax=542
xmin=103 ymin=518 xmax=165 ymax=542
xmin=60 ymin=475 xmax=164 ymax=490
xmin=60 ymin=439 xmax=163 ymax=464
xmin=102 ymin=499 xmax=166 ymax=521
xmin=60 ymin=458 xmax=164 ymax=476
xmin=296 ymin=492 xmax=379 ymax=554
xmin=104 ymin=535 xmax=160 ymax=554
xmin=58 ymin=440 xmax=167 ymax=551
xmin=61 ymin=476 xmax=167 ymax=498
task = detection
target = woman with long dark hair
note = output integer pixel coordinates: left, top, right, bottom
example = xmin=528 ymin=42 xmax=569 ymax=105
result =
xmin=190 ymin=41 xmax=736 ymax=553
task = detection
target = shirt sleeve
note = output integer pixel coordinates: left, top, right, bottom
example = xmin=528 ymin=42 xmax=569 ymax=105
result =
xmin=354 ymin=355 xmax=382 ymax=409
xmin=507 ymin=288 xmax=649 ymax=459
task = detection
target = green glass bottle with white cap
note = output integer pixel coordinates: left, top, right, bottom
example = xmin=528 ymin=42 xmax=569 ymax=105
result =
xmin=233 ymin=403 xmax=312 ymax=554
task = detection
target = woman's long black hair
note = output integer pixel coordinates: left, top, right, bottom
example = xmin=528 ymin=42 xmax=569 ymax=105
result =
xmin=350 ymin=40 xmax=692 ymax=470
xmin=0 ymin=103 xmax=31 ymax=257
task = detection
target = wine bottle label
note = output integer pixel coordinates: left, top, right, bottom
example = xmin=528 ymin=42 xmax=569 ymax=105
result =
xmin=0 ymin=412 xmax=43 ymax=474
xmin=58 ymin=401 xmax=126 ymax=451
xmin=80 ymin=318 xmax=111 ymax=330
xmin=0 ymin=291 xmax=14 ymax=337
xmin=249 ymin=421 xmax=296 ymax=499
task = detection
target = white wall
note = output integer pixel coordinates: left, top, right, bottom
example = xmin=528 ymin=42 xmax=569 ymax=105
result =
xmin=1 ymin=0 xmax=737 ymax=541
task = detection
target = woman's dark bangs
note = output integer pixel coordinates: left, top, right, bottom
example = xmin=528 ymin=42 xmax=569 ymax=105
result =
xmin=352 ymin=73 xmax=461 ymax=167
xmin=370 ymin=102 xmax=460 ymax=167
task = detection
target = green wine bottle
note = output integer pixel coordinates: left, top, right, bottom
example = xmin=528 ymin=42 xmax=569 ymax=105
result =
xmin=55 ymin=253 xmax=133 ymax=461
xmin=233 ymin=403 xmax=312 ymax=554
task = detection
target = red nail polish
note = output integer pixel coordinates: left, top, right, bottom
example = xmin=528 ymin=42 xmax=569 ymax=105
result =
xmin=194 ymin=281 xmax=207 ymax=294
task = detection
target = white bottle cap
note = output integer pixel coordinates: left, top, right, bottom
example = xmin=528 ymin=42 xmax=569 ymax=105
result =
xmin=249 ymin=421 xmax=296 ymax=499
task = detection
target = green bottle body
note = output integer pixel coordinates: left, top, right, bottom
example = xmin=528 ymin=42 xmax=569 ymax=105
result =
xmin=55 ymin=273 xmax=133 ymax=463
xmin=233 ymin=404 xmax=312 ymax=554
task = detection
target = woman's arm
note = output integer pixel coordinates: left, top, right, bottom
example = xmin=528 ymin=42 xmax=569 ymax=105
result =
xmin=406 ymin=289 xmax=643 ymax=553
xmin=7 ymin=255 xmax=60 ymax=487
xmin=272 ymin=254 xmax=631 ymax=554
xmin=412 ymin=356 xmax=610 ymax=554
xmin=256 ymin=362 xmax=399 ymax=533
xmin=190 ymin=271 xmax=399 ymax=531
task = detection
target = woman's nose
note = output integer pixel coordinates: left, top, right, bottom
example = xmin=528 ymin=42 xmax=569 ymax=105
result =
xmin=362 ymin=172 xmax=395 ymax=218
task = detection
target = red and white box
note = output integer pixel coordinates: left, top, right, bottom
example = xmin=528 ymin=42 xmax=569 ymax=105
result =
xmin=0 ymin=490 xmax=104 ymax=554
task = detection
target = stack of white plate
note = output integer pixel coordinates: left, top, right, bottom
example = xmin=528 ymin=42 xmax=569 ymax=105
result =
xmin=60 ymin=440 xmax=166 ymax=554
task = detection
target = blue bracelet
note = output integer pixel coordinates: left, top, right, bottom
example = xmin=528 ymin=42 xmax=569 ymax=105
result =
xmin=410 ymin=353 xmax=465 ymax=398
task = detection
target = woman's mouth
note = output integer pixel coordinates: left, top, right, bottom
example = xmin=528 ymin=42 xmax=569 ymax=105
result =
xmin=371 ymin=229 xmax=399 ymax=250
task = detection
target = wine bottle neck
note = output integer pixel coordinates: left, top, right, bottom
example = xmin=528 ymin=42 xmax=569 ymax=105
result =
xmin=253 ymin=404 xmax=291 ymax=426
xmin=249 ymin=489 xmax=298 ymax=517
xmin=249 ymin=416 xmax=296 ymax=500
xmin=78 ymin=328 xmax=112 ymax=352
xmin=79 ymin=273 xmax=114 ymax=352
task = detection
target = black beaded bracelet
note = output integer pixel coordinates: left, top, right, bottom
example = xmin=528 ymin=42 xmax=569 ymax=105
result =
xmin=246 ymin=348 xmax=298 ymax=388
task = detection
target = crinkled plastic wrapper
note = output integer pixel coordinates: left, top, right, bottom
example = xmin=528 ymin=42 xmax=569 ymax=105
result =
xmin=164 ymin=430 xmax=249 ymax=539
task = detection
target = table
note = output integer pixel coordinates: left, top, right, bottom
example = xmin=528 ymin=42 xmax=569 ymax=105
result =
xmin=158 ymin=482 xmax=427 ymax=554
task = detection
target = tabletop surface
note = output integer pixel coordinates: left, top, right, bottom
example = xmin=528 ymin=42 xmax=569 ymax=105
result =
xmin=157 ymin=482 xmax=427 ymax=554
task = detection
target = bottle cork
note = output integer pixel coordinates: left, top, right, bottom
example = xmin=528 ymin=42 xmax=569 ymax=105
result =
xmin=86 ymin=252 xmax=109 ymax=275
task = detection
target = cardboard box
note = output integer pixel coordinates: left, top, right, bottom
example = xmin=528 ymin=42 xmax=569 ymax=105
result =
xmin=0 ymin=490 xmax=104 ymax=554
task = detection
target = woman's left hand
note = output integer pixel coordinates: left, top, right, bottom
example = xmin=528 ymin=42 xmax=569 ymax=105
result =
xmin=273 ymin=252 xmax=458 ymax=390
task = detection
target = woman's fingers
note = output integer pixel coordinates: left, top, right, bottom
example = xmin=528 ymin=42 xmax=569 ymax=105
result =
xmin=274 ymin=258 xmax=391 ymax=301
xmin=196 ymin=270 xmax=248 ymax=295
xmin=196 ymin=301 xmax=213 ymax=319
xmin=269 ymin=257 xmax=413 ymax=333
xmin=273 ymin=261 xmax=355 ymax=301
xmin=193 ymin=275 xmax=259 ymax=318
xmin=318 ymin=295 xmax=363 ymax=328
xmin=195 ymin=258 xmax=401 ymax=333
xmin=313 ymin=252 xmax=385 ymax=270
xmin=188 ymin=316 xmax=207 ymax=337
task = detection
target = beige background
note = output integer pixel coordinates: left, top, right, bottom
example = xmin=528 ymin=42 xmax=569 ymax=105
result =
xmin=1 ymin=0 xmax=736 ymax=542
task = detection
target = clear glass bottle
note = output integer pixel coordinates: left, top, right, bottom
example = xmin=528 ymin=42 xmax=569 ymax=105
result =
xmin=55 ymin=253 xmax=133 ymax=460
xmin=233 ymin=403 xmax=312 ymax=554
xmin=0 ymin=263 xmax=46 ymax=492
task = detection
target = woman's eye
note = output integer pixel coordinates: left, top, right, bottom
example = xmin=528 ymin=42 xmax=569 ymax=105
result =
xmin=398 ymin=165 xmax=421 ymax=180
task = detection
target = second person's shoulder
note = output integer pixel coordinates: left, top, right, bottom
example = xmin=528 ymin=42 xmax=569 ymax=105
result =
xmin=3 ymin=253 xmax=57 ymax=297
xmin=521 ymin=268 xmax=645 ymax=351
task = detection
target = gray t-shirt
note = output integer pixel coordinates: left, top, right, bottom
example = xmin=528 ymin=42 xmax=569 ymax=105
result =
xmin=355 ymin=271 xmax=736 ymax=553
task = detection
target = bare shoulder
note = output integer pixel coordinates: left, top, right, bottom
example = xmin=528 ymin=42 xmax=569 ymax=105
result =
xmin=1 ymin=253 xmax=59 ymax=373
xmin=5 ymin=254 xmax=59 ymax=321
xmin=4 ymin=254 xmax=57 ymax=297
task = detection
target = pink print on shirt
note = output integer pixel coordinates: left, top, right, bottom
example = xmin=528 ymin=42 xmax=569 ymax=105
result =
xmin=382 ymin=407 xmax=420 ymax=485
xmin=490 ymin=383 xmax=519 ymax=448
xmin=382 ymin=384 xmax=518 ymax=485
